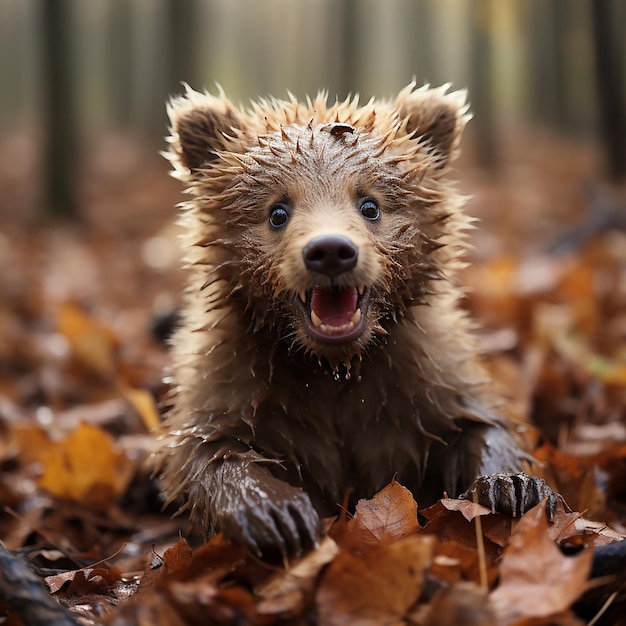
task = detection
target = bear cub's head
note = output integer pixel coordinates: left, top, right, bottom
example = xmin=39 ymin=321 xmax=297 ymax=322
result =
xmin=166 ymin=84 xmax=470 ymax=370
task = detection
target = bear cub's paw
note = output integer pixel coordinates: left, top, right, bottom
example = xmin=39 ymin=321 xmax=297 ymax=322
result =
xmin=459 ymin=471 xmax=567 ymax=519
xmin=216 ymin=475 xmax=320 ymax=560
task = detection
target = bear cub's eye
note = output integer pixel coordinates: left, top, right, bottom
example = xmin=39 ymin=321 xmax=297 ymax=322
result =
xmin=269 ymin=203 xmax=290 ymax=229
xmin=359 ymin=197 xmax=380 ymax=221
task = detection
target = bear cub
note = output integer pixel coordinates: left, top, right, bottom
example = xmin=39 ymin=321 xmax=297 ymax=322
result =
xmin=156 ymin=84 xmax=556 ymax=558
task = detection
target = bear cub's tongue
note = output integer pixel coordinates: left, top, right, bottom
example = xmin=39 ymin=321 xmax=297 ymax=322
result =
xmin=310 ymin=286 xmax=360 ymax=334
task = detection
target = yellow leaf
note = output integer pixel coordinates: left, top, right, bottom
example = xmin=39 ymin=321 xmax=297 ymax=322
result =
xmin=123 ymin=385 xmax=162 ymax=431
xmin=38 ymin=422 xmax=133 ymax=511
xmin=57 ymin=302 xmax=118 ymax=378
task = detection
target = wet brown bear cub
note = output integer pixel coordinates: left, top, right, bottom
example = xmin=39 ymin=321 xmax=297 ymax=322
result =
xmin=157 ymin=84 xmax=553 ymax=558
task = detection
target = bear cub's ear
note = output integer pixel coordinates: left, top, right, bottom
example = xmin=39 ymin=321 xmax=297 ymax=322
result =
xmin=167 ymin=86 xmax=243 ymax=177
xmin=395 ymin=84 xmax=470 ymax=168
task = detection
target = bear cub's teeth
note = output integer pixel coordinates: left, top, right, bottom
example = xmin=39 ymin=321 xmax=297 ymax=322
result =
xmin=311 ymin=308 xmax=362 ymax=335
xmin=311 ymin=310 xmax=323 ymax=328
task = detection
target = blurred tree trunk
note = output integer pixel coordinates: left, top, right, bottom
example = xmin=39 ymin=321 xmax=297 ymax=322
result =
xmin=109 ymin=0 xmax=133 ymax=130
xmin=592 ymin=0 xmax=626 ymax=183
xmin=527 ymin=0 xmax=568 ymax=130
xmin=469 ymin=0 xmax=497 ymax=169
xmin=335 ymin=0 xmax=360 ymax=99
xmin=41 ymin=0 xmax=78 ymax=219
xmin=411 ymin=2 xmax=436 ymax=85
xmin=166 ymin=0 xmax=198 ymax=98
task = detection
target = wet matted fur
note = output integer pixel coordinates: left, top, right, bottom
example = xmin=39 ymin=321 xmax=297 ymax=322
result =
xmin=155 ymin=84 xmax=527 ymax=557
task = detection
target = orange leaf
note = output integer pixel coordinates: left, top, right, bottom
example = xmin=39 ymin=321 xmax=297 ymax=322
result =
xmin=38 ymin=422 xmax=133 ymax=510
xmin=57 ymin=302 xmax=118 ymax=378
xmin=353 ymin=478 xmax=420 ymax=542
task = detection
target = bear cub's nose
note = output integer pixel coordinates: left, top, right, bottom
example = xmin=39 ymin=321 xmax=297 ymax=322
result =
xmin=303 ymin=235 xmax=358 ymax=277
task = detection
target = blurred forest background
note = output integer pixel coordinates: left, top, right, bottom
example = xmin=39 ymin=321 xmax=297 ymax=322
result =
xmin=0 ymin=3 xmax=625 ymax=622
xmin=0 ymin=0 xmax=624 ymax=233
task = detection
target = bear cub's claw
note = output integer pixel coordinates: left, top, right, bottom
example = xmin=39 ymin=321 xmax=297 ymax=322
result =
xmin=459 ymin=471 xmax=567 ymax=519
xmin=217 ymin=479 xmax=320 ymax=560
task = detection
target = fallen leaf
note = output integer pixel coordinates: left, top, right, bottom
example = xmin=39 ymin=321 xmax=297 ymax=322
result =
xmin=431 ymin=539 xmax=500 ymax=587
xmin=418 ymin=581 xmax=497 ymax=626
xmin=330 ymin=479 xmax=420 ymax=553
xmin=122 ymin=385 xmax=162 ymax=432
xmin=441 ymin=497 xmax=493 ymax=521
xmin=352 ymin=478 xmax=420 ymax=543
xmin=46 ymin=566 xmax=121 ymax=595
xmin=490 ymin=501 xmax=593 ymax=624
xmin=57 ymin=302 xmax=119 ymax=378
xmin=166 ymin=578 xmax=257 ymax=625
xmin=162 ymin=536 xmax=194 ymax=573
xmin=256 ymin=536 xmax=339 ymax=618
xmin=38 ymin=422 xmax=134 ymax=511
xmin=137 ymin=536 xmax=194 ymax=594
xmin=101 ymin=593 xmax=188 ymax=626
xmin=316 ymin=535 xmax=434 ymax=626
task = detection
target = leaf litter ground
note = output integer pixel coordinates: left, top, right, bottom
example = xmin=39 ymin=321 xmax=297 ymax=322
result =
xmin=0 ymin=132 xmax=625 ymax=625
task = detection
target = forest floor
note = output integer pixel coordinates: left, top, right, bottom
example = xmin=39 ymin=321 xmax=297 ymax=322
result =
xmin=0 ymin=128 xmax=625 ymax=625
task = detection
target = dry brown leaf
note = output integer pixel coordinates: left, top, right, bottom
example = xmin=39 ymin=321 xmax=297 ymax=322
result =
xmin=166 ymin=578 xmax=257 ymax=625
xmin=418 ymin=582 xmax=497 ymax=626
xmin=162 ymin=536 xmax=194 ymax=573
xmin=422 ymin=499 xmax=511 ymax=552
xmin=317 ymin=535 xmax=435 ymax=626
xmin=431 ymin=539 xmax=500 ymax=588
xmin=102 ymin=594 xmax=188 ymax=626
xmin=440 ymin=497 xmax=492 ymax=521
xmin=137 ymin=536 xmax=194 ymax=594
xmin=46 ymin=566 xmax=121 ymax=595
xmin=256 ymin=536 xmax=339 ymax=619
xmin=353 ymin=478 xmax=420 ymax=542
xmin=38 ymin=422 xmax=134 ymax=510
xmin=490 ymin=501 xmax=593 ymax=624
xmin=169 ymin=534 xmax=247 ymax=583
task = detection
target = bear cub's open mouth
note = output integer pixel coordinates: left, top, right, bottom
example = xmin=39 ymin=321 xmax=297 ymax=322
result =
xmin=297 ymin=285 xmax=369 ymax=342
